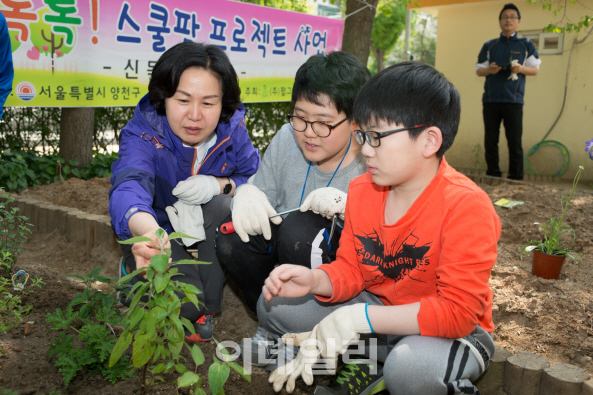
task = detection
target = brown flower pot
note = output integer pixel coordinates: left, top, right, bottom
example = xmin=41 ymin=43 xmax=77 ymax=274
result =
xmin=532 ymin=250 xmax=566 ymax=280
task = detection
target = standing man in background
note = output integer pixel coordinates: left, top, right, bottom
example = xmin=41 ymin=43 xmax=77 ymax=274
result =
xmin=0 ymin=11 xmax=14 ymax=119
xmin=476 ymin=3 xmax=540 ymax=180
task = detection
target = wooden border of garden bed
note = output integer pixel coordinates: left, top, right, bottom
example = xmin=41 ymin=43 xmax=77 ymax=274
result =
xmin=5 ymin=194 xmax=593 ymax=395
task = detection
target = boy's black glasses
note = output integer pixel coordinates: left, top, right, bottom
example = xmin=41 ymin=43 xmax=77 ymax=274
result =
xmin=354 ymin=125 xmax=428 ymax=147
xmin=286 ymin=108 xmax=348 ymax=138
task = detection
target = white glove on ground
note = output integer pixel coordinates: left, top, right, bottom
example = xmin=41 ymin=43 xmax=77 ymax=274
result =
xmin=508 ymin=59 xmax=519 ymax=81
xmin=300 ymin=187 xmax=347 ymax=221
xmin=268 ymin=303 xmax=372 ymax=393
xmin=173 ymin=175 xmax=220 ymax=206
xmin=165 ymin=200 xmax=205 ymax=246
xmin=232 ymin=184 xmax=282 ymax=243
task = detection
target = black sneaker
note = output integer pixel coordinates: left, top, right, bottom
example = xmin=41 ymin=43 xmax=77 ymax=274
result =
xmin=185 ymin=314 xmax=214 ymax=342
xmin=313 ymin=361 xmax=385 ymax=395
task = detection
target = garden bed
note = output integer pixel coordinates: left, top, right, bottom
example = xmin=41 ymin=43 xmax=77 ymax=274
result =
xmin=2 ymin=176 xmax=593 ymax=394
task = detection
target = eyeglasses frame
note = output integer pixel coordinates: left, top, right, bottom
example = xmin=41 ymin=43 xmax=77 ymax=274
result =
xmin=286 ymin=107 xmax=349 ymax=138
xmin=354 ymin=124 xmax=428 ymax=147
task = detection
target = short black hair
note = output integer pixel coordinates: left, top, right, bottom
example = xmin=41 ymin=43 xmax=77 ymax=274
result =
xmin=499 ymin=3 xmax=520 ymax=20
xmin=292 ymin=51 xmax=371 ymax=119
xmin=353 ymin=61 xmax=460 ymax=158
xmin=148 ymin=42 xmax=241 ymax=123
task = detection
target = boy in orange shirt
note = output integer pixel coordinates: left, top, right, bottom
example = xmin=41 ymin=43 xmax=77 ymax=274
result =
xmin=259 ymin=62 xmax=501 ymax=395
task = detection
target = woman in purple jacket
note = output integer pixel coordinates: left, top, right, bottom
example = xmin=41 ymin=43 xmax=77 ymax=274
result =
xmin=109 ymin=42 xmax=260 ymax=342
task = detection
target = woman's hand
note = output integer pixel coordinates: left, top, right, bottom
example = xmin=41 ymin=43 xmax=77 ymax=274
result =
xmin=131 ymin=229 xmax=171 ymax=275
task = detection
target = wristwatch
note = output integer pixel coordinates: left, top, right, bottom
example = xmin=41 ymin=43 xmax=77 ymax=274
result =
xmin=223 ymin=178 xmax=232 ymax=195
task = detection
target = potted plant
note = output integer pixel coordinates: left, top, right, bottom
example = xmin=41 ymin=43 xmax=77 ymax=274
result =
xmin=520 ymin=139 xmax=593 ymax=279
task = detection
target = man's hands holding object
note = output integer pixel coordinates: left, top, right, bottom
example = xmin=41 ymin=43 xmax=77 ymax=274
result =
xmin=232 ymin=184 xmax=282 ymax=242
xmin=268 ymin=303 xmax=372 ymax=393
xmin=173 ymin=174 xmax=220 ymax=205
xmin=300 ymin=187 xmax=347 ymax=221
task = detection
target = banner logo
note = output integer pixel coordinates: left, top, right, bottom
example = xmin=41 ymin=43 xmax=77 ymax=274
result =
xmin=16 ymin=82 xmax=37 ymax=101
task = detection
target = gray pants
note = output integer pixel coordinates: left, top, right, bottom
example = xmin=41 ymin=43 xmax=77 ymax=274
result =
xmin=257 ymin=292 xmax=495 ymax=395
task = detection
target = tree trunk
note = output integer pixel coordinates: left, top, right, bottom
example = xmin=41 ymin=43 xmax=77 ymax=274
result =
xmin=342 ymin=0 xmax=379 ymax=66
xmin=59 ymin=107 xmax=94 ymax=166
xmin=376 ymin=49 xmax=385 ymax=72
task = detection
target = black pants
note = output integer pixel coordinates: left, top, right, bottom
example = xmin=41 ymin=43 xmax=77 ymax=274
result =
xmin=483 ymin=102 xmax=524 ymax=180
xmin=216 ymin=210 xmax=341 ymax=313
xmin=121 ymin=195 xmax=231 ymax=322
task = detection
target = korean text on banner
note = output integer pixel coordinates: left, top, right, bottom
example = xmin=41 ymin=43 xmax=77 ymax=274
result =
xmin=1 ymin=0 xmax=344 ymax=107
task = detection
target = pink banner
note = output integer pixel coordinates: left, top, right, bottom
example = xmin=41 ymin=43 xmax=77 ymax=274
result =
xmin=2 ymin=0 xmax=344 ymax=106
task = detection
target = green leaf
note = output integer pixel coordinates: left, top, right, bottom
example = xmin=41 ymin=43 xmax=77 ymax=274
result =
xmin=194 ymin=388 xmax=207 ymax=395
xmin=151 ymin=363 xmax=166 ymax=374
xmin=227 ymin=361 xmax=251 ymax=382
xmin=109 ymin=331 xmax=132 ymax=367
xmin=118 ymin=236 xmax=154 ymax=245
xmin=175 ymin=363 xmax=189 ymax=374
xmin=155 ymin=228 xmax=165 ymax=240
xmin=153 ymin=272 xmax=167 ymax=293
xmin=208 ymin=360 xmax=230 ymax=395
xmin=128 ymin=282 xmax=150 ymax=313
xmin=168 ymin=231 xmax=199 ymax=241
xmin=174 ymin=259 xmax=211 ymax=265
xmin=178 ymin=371 xmax=201 ymax=388
xmin=128 ymin=307 xmax=146 ymax=331
xmin=132 ymin=334 xmax=154 ymax=367
xmin=150 ymin=253 xmax=169 ymax=273
xmin=191 ymin=344 xmax=205 ymax=366
xmin=119 ymin=267 xmax=148 ymax=283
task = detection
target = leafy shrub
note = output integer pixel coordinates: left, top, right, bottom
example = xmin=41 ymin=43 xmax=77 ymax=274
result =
xmin=0 ymin=150 xmax=118 ymax=192
xmin=46 ymin=266 xmax=133 ymax=385
xmin=0 ymin=191 xmax=32 ymax=270
xmin=244 ymin=102 xmax=292 ymax=155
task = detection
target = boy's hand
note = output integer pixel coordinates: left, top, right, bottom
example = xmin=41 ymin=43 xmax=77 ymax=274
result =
xmin=268 ymin=303 xmax=372 ymax=393
xmin=232 ymin=184 xmax=282 ymax=242
xmin=262 ymin=264 xmax=314 ymax=302
xmin=300 ymin=187 xmax=347 ymax=220
xmin=173 ymin=175 xmax=220 ymax=205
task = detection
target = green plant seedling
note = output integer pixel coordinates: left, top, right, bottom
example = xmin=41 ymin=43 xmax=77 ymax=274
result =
xmin=0 ymin=191 xmax=33 ymax=272
xmin=110 ymin=229 xmax=250 ymax=394
xmin=46 ymin=266 xmax=133 ymax=385
xmin=521 ymin=141 xmax=593 ymax=263
xmin=0 ymin=274 xmax=43 ymax=334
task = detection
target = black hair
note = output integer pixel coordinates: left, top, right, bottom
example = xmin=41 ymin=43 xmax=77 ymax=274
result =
xmin=292 ymin=51 xmax=371 ymax=119
xmin=148 ymin=42 xmax=241 ymax=123
xmin=353 ymin=61 xmax=460 ymax=158
xmin=499 ymin=3 xmax=520 ymax=20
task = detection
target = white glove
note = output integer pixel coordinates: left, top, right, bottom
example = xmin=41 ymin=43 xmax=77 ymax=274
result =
xmin=300 ymin=187 xmax=347 ymax=221
xmin=232 ymin=184 xmax=282 ymax=243
xmin=172 ymin=175 xmax=220 ymax=206
xmin=268 ymin=303 xmax=372 ymax=393
xmin=165 ymin=200 xmax=205 ymax=246
xmin=508 ymin=59 xmax=519 ymax=81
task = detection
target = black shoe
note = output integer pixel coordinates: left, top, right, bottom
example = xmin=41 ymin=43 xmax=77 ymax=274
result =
xmin=185 ymin=314 xmax=214 ymax=342
xmin=313 ymin=361 xmax=385 ymax=395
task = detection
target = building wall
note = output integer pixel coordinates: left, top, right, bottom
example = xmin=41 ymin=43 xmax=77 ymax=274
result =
xmin=429 ymin=0 xmax=593 ymax=180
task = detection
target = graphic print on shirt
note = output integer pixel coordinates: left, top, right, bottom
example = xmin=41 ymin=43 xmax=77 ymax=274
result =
xmin=354 ymin=228 xmax=432 ymax=284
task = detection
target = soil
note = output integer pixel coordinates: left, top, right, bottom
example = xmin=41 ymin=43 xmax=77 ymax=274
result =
xmin=2 ymin=176 xmax=593 ymax=394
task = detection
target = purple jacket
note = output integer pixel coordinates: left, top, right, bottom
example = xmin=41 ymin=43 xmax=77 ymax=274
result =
xmin=109 ymin=94 xmax=260 ymax=239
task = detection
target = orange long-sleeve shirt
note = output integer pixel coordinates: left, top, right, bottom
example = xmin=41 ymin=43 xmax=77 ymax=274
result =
xmin=317 ymin=158 xmax=501 ymax=339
